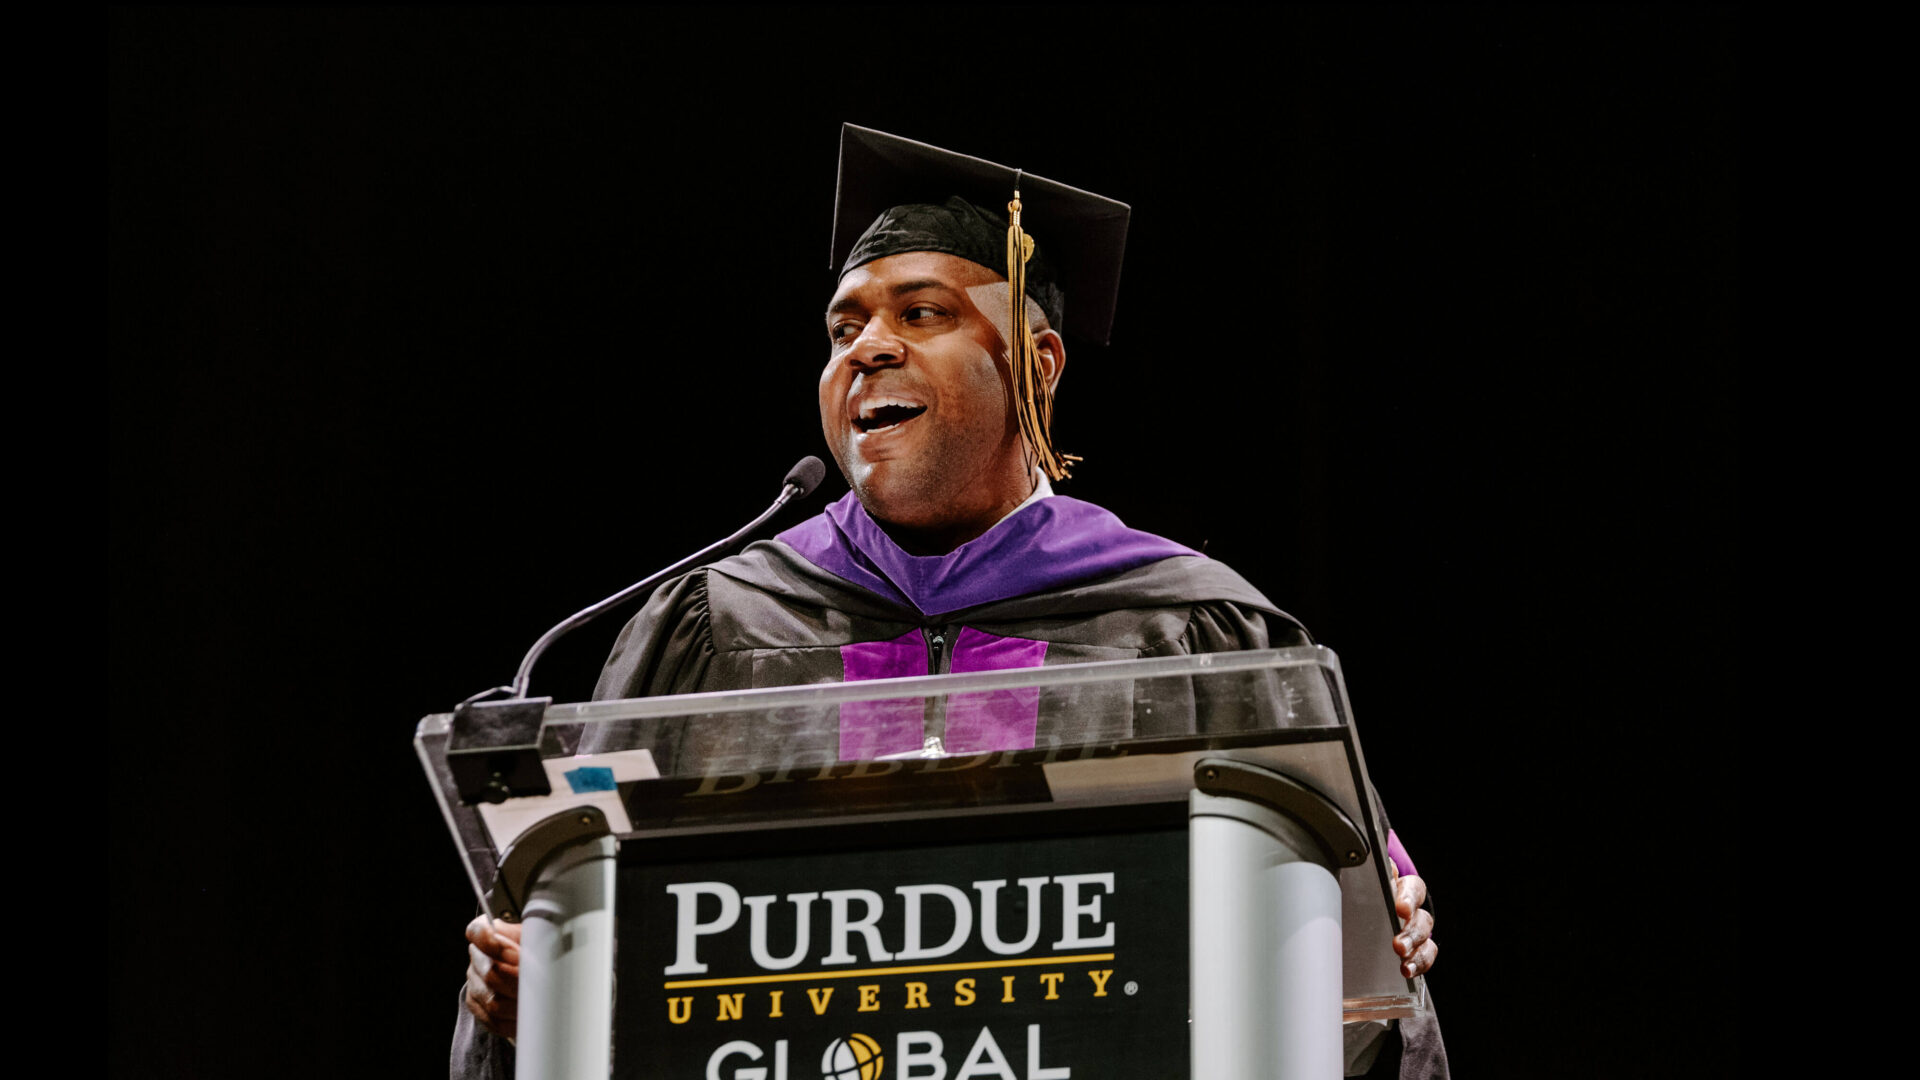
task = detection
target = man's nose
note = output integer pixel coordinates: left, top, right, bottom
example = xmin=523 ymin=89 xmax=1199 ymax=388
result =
xmin=846 ymin=319 xmax=907 ymax=371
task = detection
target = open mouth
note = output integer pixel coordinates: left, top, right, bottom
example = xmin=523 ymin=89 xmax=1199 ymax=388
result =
xmin=854 ymin=401 xmax=928 ymax=433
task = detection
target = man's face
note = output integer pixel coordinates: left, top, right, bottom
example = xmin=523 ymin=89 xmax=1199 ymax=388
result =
xmin=820 ymin=251 xmax=1038 ymax=540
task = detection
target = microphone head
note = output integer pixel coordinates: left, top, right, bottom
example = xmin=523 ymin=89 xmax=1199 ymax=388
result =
xmin=784 ymin=456 xmax=827 ymax=498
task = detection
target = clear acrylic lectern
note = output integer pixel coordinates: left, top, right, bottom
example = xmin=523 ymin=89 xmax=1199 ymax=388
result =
xmin=417 ymin=646 xmax=1429 ymax=1079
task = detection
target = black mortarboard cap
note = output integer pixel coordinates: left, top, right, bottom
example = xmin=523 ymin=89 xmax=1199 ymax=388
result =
xmin=830 ymin=124 xmax=1131 ymax=345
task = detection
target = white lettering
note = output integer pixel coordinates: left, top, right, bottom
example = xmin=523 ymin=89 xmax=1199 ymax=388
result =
xmin=744 ymin=892 xmax=818 ymax=970
xmin=666 ymin=882 xmax=741 ymax=975
xmin=896 ymin=884 xmax=973 ymax=961
xmin=956 ymin=1026 xmax=1017 ymax=1080
xmin=706 ymin=1039 xmax=788 ymax=1080
xmin=668 ymin=871 xmax=1118 ymax=972
xmin=1027 ymin=1024 xmax=1069 ymax=1079
xmin=820 ymin=889 xmax=893 ymax=964
xmin=975 ymin=878 xmax=1048 ymax=955
xmin=1051 ymin=873 xmax=1115 ymax=949
xmin=898 ymin=1030 xmax=947 ymax=1080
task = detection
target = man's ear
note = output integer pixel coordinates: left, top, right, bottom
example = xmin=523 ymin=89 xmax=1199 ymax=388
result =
xmin=1034 ymin=328 xmax=1067 ymax=394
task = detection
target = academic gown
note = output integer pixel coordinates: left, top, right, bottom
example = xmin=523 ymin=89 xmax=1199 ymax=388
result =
xmin=452 ymin=494 xmax=1447 ymax=1079
xmin=587 ymin=493 xmax=1311 ymax=773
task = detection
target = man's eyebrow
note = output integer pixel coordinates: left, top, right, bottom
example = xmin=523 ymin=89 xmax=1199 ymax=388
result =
xmin=825 ymin=279 xmax=959 ymax=319
xmin=887 ymin=279 xmax=956 ymax=297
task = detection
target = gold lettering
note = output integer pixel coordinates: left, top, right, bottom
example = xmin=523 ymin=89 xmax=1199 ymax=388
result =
xmin=717 ymin=993 xmax=745 ymax=1021
xmin=954 ymin=978 xmax=976 ymax=1007
xmin=1000 ymin=975 xmax=1017 ymax=1003
xmin=904 ymin=982 xmax=930 ymax=1009
xmin=857 ymin=984 xmax=881 ymax=1012
xmin=807 ymin=987 xmax=835 ymax=1015
xmin=688 ymin=772 xmax=759 ymax=796
xmin=764 ymin=752 xmax=838 ymax=785
xmin=916 ymin=753 xmax=993 ymax=773
xmin=1088 ymin=969 xmax=1114 ymax=997
xmin=1039 ymin=973 xmax=1064 ymax=1000
xmin=768 ymin=989 xmax=784 ymax=1018
xmin=667 ymin=996 xmax=693 ymax=1025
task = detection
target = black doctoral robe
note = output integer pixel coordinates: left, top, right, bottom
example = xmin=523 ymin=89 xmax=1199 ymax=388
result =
xmin=452 ymin=495 xmax=1447 ymax=1079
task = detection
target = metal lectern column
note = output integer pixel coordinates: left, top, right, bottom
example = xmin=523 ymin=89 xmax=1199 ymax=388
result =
xmin=517 ymin=834 xmax=618 ymax=1080
xmin=1189 ymin=759 xmax=1356 ymax=1079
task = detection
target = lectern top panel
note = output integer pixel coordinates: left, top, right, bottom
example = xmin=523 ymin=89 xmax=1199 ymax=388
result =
xmin=416 ymin=647 xmax=1369 ymax=895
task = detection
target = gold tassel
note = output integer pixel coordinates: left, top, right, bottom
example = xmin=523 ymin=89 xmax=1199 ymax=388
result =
xmin=1007 ymin=191 xmax=1082 ymax=481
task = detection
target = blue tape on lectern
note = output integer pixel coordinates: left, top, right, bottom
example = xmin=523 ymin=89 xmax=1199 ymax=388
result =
xmin=565 ymin=766 xmax=618 ymax=793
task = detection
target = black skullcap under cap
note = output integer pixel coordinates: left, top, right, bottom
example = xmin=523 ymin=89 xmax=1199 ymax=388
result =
xmin=843 ymin=197 xmax=1066 ymax=332
xmin=830 ymin=124 xmax=1131 ymax=345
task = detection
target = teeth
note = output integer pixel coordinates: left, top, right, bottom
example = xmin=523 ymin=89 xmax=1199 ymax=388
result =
xmin=853 ymin=396 xmax=929 ymax=433
xmin=858 ymin=395 xmax=922 ymax=420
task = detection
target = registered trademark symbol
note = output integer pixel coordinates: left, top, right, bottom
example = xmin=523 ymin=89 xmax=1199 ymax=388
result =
xmin=1124 ymin=981 xmax=1139 ymax=996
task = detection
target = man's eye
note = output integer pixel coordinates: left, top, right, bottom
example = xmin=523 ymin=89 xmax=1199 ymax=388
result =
xmin=903 ymin=304 xmax=947 ymax=322
xmin=829 ymin=320 xmax=863 ymax=343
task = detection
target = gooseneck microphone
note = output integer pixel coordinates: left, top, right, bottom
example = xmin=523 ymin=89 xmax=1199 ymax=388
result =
xmin=494 ymin=455 xmax=827 ymax=702
xmin=446 ymin=456 xmax=825 ymax=812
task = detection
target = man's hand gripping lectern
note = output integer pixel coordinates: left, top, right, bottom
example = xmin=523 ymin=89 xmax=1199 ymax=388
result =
xmin=416 ymin=646 xmax=1431 ymax=1079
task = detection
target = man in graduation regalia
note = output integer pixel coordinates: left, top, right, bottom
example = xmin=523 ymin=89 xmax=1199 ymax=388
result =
xmin=458 ymin=126 xmax=1446 ymax=1079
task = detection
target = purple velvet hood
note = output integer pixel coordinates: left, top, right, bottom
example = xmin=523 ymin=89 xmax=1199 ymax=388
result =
xmin=775 ymin=492 xmax=1202 ymax=618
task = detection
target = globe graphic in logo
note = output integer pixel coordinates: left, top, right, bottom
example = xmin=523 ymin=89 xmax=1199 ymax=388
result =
xmin=820 ymin=1032 xmax=884 ymax=1080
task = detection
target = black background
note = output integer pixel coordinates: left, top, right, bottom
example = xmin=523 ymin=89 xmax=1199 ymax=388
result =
xmin=110 ymin=7 xmax=1739 ymax=1077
